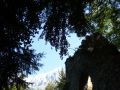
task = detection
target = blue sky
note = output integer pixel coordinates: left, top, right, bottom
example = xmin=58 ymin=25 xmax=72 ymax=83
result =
xmin=31 ymin=32 xmax=83 ymax=75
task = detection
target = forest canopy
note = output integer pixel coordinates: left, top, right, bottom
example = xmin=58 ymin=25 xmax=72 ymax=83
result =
xmin=0 ymin=0 xmax=120 ymax=89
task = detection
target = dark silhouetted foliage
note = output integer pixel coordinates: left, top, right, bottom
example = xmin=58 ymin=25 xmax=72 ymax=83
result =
xmin=39 ymin=0 xmax=120 ymax=56
xmin=0 ymin=0 xmax=43 ymax=89
xmin=0 ymin=0 xmax=120 ymax=89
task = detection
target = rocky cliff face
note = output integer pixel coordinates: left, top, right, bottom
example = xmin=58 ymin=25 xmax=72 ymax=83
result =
xmin=65 ymin=33 xmax=120 ymax=90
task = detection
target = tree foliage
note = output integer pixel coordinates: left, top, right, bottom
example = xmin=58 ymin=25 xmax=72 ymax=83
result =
xmin=39 ymin=0 xmax=120 ymax=55
xmin=1 ymin=0 xmax=120 ymax=57
xmin=45 ymin=82 xmax=56 ymax=90
xmin=39 ymin=0 xmax=92 ymax=56
xmin=87 ymin=0 xmax=120 ymax=47
xmin=55 ymin=69 xmax=66 ymax=90
xmin=0 ymin=0 xmax=120 ymax=89
xmin=45 ymin=69 xmax=66 ymax=90
xmin=0 ymin=0 xmax=43 ymax=89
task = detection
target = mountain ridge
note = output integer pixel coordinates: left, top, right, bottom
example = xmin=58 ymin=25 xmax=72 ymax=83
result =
xmin=25 ymin=67 xmax=62 ymax=90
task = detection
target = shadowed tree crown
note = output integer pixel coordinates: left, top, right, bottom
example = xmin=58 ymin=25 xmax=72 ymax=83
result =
xmin=0 ymin=0 xmax=120 ymax=89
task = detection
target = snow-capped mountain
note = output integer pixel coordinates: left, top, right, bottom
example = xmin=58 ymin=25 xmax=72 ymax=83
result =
xmin=25 ymin=67 xmax=92 ymax=90
xmin=25 ymin=67 xmax=62 ymax=90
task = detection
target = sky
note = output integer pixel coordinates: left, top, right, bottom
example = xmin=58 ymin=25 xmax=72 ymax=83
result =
xmin=30 ymin=31 xmax=83 ymax=76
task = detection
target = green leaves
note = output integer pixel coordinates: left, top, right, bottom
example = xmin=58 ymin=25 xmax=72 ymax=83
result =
xmin=0 ymin=0 xmax=120 ymax=89
xmin=87 ymin=0 xmax=120 ymax=48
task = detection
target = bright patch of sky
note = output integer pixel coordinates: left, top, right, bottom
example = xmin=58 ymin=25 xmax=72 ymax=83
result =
xmin=30 ymin=31 xmax=83 ymax=76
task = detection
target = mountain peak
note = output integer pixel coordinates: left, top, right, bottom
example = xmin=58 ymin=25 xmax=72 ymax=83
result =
xmin=25 ymin=67 xmax=62 ymax=90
